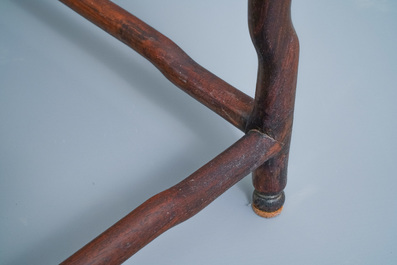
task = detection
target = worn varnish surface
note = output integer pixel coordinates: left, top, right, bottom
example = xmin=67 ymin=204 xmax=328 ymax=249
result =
xmin=58 ymin=0 xmax=299 ymax=263
xmin=60 ymin=131 xmax=281 ymax=265
xmin=247 ymin=0 xmax=299 ymax=214
xmin=60 ymin=0 xmax=253 ymax=131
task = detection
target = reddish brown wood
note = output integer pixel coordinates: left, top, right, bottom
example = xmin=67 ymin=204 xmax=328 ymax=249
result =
xmin=57 ymin=0 xmax=300 ymax=262
xmin=246 ymin=0 xmax=299 ymax=217
xmin=59 ymin=0 xmax=253 ymax=131
xmin=60 ymin=130 xmax=281 ymax=265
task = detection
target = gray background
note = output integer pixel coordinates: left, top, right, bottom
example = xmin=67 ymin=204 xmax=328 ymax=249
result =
xmin=1 ymin=0 xmax=396 ymax=264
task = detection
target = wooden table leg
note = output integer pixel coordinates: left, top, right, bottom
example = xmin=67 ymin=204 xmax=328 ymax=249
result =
xmin=57 ymin=0 xmax=300 ymax=263
xmin=246 ymin=0 xmax=300 ymax=218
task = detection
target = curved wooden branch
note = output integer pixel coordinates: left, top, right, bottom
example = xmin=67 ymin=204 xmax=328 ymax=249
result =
xmin=60 ymin=0 xmax=253 ymax=131
xmin=60 ymin=130 xmax=281 ymax=265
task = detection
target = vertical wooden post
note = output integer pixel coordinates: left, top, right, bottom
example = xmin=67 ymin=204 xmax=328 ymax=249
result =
xmin=247 ymin=0 xmax=299 ymax=217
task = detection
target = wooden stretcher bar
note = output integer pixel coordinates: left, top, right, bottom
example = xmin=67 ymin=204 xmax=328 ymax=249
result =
xmin=58 ymin=0 xmax=299 ymax=264
xmin=60 ymin=130 xmax=281 ymax=264
xmin=60 ymin=0 xmax=254 ymax=132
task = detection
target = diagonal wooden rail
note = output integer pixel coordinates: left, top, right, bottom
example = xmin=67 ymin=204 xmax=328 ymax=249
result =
xmin=60 ymin=0 xmax=253 ymax=132
xmin=58 ymin=0 xmax=299 ymax=264
xmin=60 ymin=130 xmax=281 ymax=265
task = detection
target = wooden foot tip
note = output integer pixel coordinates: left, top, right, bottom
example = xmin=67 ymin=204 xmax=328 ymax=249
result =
xmin=252 ymin=205 xmax=283 ymax=218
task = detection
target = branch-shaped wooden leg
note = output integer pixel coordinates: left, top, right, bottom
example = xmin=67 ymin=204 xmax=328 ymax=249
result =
xmin=60 ymin=131 xmax=281 ymax=265
xmin=57 ymin=0 xmax=300 ymax=263
xmin=247 ymin=0 xmax=299 ymax=218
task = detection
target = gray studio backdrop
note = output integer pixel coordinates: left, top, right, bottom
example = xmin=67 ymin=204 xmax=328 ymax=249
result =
xmin=1 ymin=0 xmax=396 ymax=264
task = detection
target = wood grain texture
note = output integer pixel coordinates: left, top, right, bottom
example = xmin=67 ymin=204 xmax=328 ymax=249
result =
xmin=59 ymin=0 xmax=253 ymax=131
xmin=57 ymin=0 xmax=300 ymax=262
xmin=247 ymin=0 xmax=299 ymax=214
xmin=60 ymin=130 xmax=281 ymax=265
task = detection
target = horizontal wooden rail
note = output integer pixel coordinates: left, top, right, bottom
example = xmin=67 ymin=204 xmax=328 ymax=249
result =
xmin=60 ymin=130 xmax=281 ymax=265
xmin=60 ymin=0 xmax=254 ymax=131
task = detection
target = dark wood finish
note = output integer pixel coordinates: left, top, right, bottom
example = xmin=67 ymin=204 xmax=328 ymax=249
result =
xmin=246 ymin=0 xmax=299 ymax=217
xmin=60 ymin=130 xmax=281 ymax=265
xmin=59 ymin=0 xmax=253 ymax=131
xmin=57 ymin=0 xmax=300 ymax=263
